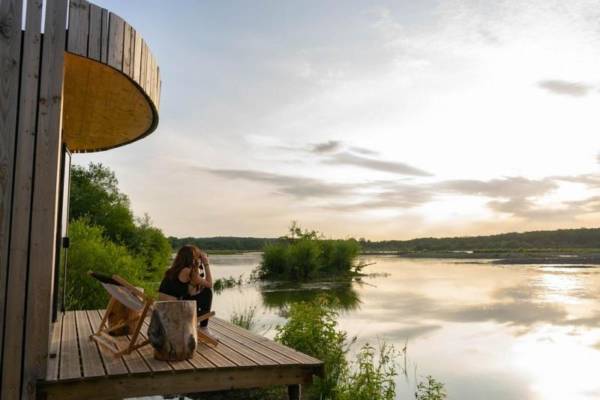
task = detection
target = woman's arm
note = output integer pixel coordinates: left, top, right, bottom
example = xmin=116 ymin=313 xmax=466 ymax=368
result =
xmin=202 ymin=253 xmax=213 ymax=289
xmin=193 ymin=251 xmax=212 ymax=289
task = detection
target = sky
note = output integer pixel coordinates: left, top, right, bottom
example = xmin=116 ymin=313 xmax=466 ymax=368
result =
xmin=77 ymin=0 xmax=600 ymax=240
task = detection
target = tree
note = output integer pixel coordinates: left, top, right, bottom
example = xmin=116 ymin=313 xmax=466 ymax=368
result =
xmin=67 ymin=163 xmax=171 ymax=305
xmin=70 ymin=163 xmax=136 ymax=245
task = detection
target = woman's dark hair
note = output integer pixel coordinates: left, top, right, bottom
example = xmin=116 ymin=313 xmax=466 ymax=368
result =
xmin=165 ymin=244 xmax=201 ymax=280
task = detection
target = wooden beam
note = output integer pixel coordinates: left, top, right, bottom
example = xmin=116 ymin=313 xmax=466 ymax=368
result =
xmin=100 ymin=8 xmax=108 ymax=63
xmin=0 ymin=0 xmax=23 ymax=396
xmin=122 ymin=22 xmax=132 ymax=76
xmin=87 ymin=3 xmax=102 ymax=61
xmin=107 ymin=12 xmax=124 ymax=70
xmin=40 ymin=365 xmax=316 ymax=400
xmin=67 ymin=0 xmax=89 ymax=56
xmin=1 ymin=0 xmax=43 ymax=398
xmin=21 ymin=0 xmax=69 ymax=398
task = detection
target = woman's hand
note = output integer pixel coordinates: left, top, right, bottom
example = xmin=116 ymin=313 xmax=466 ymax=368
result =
xmin=199 ymin=251 xmax=209 ymax=266
xmin=199 ymin=251 xmax=213 ymax=289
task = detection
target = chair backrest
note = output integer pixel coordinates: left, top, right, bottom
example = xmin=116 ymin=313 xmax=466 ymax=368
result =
xmin=89 ymin=271 xmax=146 ymax=311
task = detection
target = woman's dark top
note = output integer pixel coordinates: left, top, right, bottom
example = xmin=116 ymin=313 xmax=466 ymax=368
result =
xmin=158 ymin=273 xmax=189 ymax=300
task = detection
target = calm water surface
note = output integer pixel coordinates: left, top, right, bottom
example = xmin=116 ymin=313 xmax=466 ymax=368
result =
xmin=187 ymin=253 xmax=600 ymax=400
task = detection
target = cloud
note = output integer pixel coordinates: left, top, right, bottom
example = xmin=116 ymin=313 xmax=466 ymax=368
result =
xmin=203 ymin=168 xmax=356 ymax=199
xmin=438 ymin=177 xmax=557 ymax=198
xmin=349 ymin=146 xmax=379 ymax=156
xmin=323 ymin=151 xmax=432 ymax=176
xmin=324 ymin=184 xmax=433 ymax=211
xmin=538 ymin=80 xmax=593 ymax=97
xmin=311 ymin=140 xmax=343 ymax=154
xmin=385 ymin=324 xmax=442 ymax=340
xmin=553 ymin=173 xmax=600 ymax=188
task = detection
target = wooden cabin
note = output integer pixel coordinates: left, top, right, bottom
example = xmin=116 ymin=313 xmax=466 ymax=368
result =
xmin=0 ymin=1 xmax=322 ymax=398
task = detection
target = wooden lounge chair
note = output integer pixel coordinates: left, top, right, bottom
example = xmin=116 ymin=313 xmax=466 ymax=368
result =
xmin=88 ymin=272 xmax=153 ymax=357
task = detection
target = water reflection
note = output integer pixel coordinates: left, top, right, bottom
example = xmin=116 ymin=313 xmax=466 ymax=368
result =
xmin=208 ymin=254 xmax=600 ymax=400
xmin=260 ymin=280 xmax=361 ymax=311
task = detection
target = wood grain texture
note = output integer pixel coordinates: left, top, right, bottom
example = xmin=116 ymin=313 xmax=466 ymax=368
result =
xmin=210 ymin=322 xmax=296 ymax=365
xmin=1 ymin=0 xmax=43 ymax=397
xmin=75 ymin=310 xmax=105 ymax=378
xmin=139 ymin=41 xmax=147 ymax=91
xmin=41 ymin=364 xmax=315 ymax=400
xmin=132 ymin=30 xmax=142 ymax=82
xmin=46 ymin=314 xmax=64 ymax=381
xmin=39 ymin=310 xmax=322 ymax=399
xmin=62 ymin=53 xmax=154 ymax=152
xmin=211 ymin=318 xmax=321 ymax=364
xmin=21 ymin=0 xmax=69 ymax=397
xmin=87 ymin=310 xmax=128 ymax=376
xmin=107 ymin=12 xmax=124 ymax=70
xmin=59 ymin=312 xmax=81 ymax=380
xmin=67 ymin=0 xmax=89 ymax=56
xmin=211 ymin=328 xmax=278 ymax=366
xmin=122 ymin=22 xmax=132 ymax=76
xmin=100 ymin=8 xmax=108 ymax=63
xmin=0 ymin=0 xmax=23 ymax=394
xmin=87 ymin=3 xmax=102 ymax=61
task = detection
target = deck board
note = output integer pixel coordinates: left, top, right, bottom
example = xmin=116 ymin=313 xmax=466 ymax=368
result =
xmin=39 ymin=310 xmax=323 ymax=400
xmin=75 ymin=310 xmax=105 ymax=378
xmin=59 ymin=312 xmax=81 ymax=380
xmin=211 ymin=317 xmax=321 ymax=364
xmin=209 ymin=321 xmax=297 ymax=365
xmin=45 ymin=313 xmax=63 ymax=381
xmin=86 ymin=310 xmax=128 ymax=375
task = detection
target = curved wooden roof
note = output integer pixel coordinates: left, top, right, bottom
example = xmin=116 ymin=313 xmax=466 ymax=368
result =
xmin=62 ymin=0 xmax=161 ymax=153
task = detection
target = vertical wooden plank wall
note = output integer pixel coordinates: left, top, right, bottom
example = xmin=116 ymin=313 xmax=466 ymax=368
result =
xmin=0 ymin=0 xmax=24 ymax=394
xmin=0 ymin=0 xmax=71 ymax=398
xmin=1 ymin=0 xmax=43 ymax=397
xmin=22 ymin=0 xmax=69 ymax=397
xmin=0 ymin=0 xmax=161 ymax=398
xmin=67 ymin=0 xmax=88 ymax=56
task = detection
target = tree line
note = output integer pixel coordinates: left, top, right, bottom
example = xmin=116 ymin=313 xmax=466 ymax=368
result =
xmin=171 ymin=227 xmax=600 ymax=254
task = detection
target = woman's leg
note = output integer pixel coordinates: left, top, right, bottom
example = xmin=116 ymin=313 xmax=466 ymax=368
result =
xmin=192 ymin=288 xmax=213 ymax=327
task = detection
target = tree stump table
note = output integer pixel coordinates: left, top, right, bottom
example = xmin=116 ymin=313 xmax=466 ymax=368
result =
xmin=147 ymin=301 xmax=198 ymax=361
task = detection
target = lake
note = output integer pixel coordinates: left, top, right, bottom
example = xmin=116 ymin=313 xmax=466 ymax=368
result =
xmin=205 ymin=252 xmax=600 ymax=400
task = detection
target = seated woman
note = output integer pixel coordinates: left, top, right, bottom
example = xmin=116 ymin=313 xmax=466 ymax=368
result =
xmin=158 ymin=244 xmax=214 ymax=336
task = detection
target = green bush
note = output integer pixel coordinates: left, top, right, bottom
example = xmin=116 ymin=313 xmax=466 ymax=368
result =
xmin=338 ymin=342 xmax=397 ymax=400
xmin=415 ymin=376 xmax=447 ymax=400
xmin=258 ymin=223 xmax=360 ymax=281
xmin=69 ymin=163 xmax=171 ymax=285
xmin=275 ymin=300 xmax=350 ymax=399
xmin=261 ymin=243 xmax=290 ymax=277
xmin=287 ymin=238 xmax=321 ymax=280
xmin=321 ymin=239 xmax=360 ymax=274
xmin=64 ymin=219 xmax=153 ymax=310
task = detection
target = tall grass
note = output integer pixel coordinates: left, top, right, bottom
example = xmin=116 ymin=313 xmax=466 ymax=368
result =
xmin=230 ymin=306 xmax=257 ymax=331
xmin=275 ymin=299 xmax=447 ymax=400
xmin=213 ymin=274 xmax=244 ymax=294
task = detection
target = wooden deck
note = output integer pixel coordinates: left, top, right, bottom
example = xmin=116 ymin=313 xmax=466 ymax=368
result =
xmin=38 ymin=310 xmax=323 ymax=399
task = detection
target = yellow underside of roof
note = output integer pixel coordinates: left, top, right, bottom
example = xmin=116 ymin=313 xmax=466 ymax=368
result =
xmin=62 ymin=53 xmax=157 ymax=153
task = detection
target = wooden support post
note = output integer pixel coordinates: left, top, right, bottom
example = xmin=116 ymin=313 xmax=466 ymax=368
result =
xmin=1 ymin=0 xmax=43 ymax=398
xmin=0 ymin=0 xmax=24 ymax=396
xmin=288 ymin=384 xmax=301 ymax=400
xmin=21 ymin=0 xmax=69 ymax=398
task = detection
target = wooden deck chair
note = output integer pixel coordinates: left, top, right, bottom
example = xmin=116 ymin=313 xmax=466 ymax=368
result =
xmin=88 ymin=271 xmax=153 ymax=357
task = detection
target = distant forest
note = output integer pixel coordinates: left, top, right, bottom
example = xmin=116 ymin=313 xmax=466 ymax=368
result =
xmin=169 ymin=227 xmax=600 ymax=253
